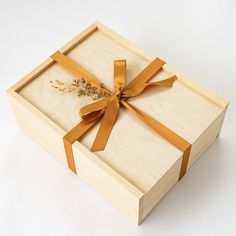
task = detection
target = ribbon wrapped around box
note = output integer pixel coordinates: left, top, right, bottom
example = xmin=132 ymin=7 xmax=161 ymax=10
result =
xmin=51 ymin=51 xmax=191 ymax=180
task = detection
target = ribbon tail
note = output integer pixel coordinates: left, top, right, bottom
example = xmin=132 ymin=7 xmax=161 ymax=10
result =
xmin=121 ymin=100 xmax=191 ymax=180
xmin=91 ymin=96 xmax=120 ymax=152
xmin=122 ymin=75 xmax=177 ymax=98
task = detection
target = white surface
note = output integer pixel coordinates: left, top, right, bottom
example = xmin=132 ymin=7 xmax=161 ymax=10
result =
xmin=0 ymin=0 xmax=236 ymax=235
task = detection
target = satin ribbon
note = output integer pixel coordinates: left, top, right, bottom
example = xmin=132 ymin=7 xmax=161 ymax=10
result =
xmin=51 ymin=51 xmax=191 ymax=180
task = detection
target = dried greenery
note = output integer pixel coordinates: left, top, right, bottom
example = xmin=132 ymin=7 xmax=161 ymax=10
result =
xmin=50 ymin=78 xmax=108 ymax=100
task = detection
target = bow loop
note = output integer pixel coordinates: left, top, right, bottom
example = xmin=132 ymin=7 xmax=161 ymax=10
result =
xmin=114 ymin=60 xmax=126 ymax=93
xmin=79 ymin=96 xmax=110 ymax=120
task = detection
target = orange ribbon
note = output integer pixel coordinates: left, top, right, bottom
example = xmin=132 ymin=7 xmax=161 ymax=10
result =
xmin=51 ymin=51 xmax=191 ymax=180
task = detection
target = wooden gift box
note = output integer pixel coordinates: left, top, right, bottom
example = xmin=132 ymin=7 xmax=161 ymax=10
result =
xmin=7 ymin=22 xmax=228 ymax=224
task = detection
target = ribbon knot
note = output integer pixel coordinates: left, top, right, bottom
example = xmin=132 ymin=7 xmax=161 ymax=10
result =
xmin=115 ymin=90 xmax=122 ymax=100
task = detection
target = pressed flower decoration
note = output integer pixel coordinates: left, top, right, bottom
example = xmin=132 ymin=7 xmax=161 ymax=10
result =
xmin=50 ymin=78 xmax=108 ymax=100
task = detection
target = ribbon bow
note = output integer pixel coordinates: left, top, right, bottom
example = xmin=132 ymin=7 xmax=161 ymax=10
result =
xmin=79 ymin=59 xmax=177 ymax=151
xmin=51 ymin=51 xmax=191 ymax=180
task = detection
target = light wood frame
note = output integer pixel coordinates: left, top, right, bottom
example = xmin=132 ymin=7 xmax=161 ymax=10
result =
xmin=7 ymin=22 xmax=228 ymax=224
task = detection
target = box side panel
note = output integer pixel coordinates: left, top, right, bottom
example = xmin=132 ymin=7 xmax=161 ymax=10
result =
xmin=72 ymin=143 xmax=141 ymax=223
xmin=188 ymin=108 xmax=227 ymax=168
xmin=139 ymin=107 xmax=227 ymax=223
xmin=7 ymin=91 xmax=67 ymax=164
xmin=139 ymin=157 xmax=182 ymax=223
xmin=7 ymin=91 xmax=141 ymax=224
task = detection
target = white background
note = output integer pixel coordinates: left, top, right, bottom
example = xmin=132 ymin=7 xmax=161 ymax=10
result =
xmin=1 ymin=0 xmax=236 ymax=235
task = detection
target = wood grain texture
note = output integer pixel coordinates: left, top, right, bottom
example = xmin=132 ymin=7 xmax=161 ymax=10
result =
xmin=8 ymin=22 xmax=228 ymax=224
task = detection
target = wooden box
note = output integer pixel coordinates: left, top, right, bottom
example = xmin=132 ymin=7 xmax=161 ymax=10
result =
xmin=7 ymin=22 xmax=228 ymax=224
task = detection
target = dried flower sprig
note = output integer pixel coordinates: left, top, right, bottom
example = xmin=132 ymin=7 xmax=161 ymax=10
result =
xmin=50 ymin=78 xmax=108 ymax=100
